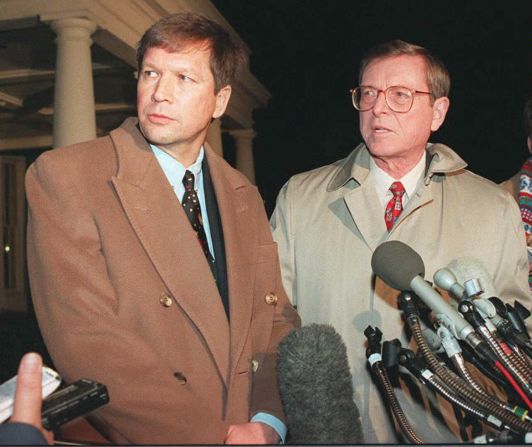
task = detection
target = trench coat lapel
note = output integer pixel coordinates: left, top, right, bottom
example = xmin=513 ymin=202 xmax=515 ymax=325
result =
xmin=342 ymin=166 xmax=436 ymax=246
xmin=343 ymin=184 xmax=388 ymax=251
xmin=329 ymin=146 xmax=387 ymax=251
xmin=108 ymin=119 xmax=230 ymax=384
xmin=205 ymin=148 xmax=255 ymax=379
xmin=330 ymin=145 xmax=460 ymax=247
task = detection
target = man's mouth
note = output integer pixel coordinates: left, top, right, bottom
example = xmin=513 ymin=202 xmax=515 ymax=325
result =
xmin=374 ymin=126 xmax=392 ymax=133
xmin=148 ymin=113 xmax=173 ymax=123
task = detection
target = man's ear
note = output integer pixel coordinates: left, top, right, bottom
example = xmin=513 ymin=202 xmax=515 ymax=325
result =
xmin=431 ymin=97 xmax=450 ymax=132
xmin=213 ymin=85 xmax=232 ymax=119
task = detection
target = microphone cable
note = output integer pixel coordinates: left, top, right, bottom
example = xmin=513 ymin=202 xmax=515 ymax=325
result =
xmin=396 ymin=347 xmax=493 ymax=428
xmin=459 ymin=301 xmax=532 ymax=405
xmin=399 ymin=293 xmax=532 ymax=434
xmin=436 ymin=323 xmax=532 ymax=423
xmin=473 ymin=429 xmax=531 ymax=444
xmin=364 ymin=326 xmax=423 ymax=444
xmin=435 ymin=324 xmax=489 ymax=397
xmin=493 ymin=361 xmax=532 ymax=411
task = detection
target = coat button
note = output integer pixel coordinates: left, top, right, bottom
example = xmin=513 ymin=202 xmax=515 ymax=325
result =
xmin=159 ymin=293 xmax=173 ymax=307
xmin=251 ymin=360 xmax=259 ymax=373
xmin=264 ymin=293 xmax=277 ymax=305
xmin=173 ymin=371 xmax=187 ymax=385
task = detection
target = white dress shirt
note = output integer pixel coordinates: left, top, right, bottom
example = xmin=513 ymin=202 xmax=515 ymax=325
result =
xmin=369 ymin=151 xmax=427 ymax=211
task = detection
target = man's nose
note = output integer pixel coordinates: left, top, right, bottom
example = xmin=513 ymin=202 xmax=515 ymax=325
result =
xmin=372 ymin=90 xmax=389 ymax=115
xmin=152 ymin=75 xmax=173 ymax=102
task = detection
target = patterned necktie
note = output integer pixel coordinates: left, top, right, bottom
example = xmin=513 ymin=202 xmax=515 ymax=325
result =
xmin=384 ymin=181 xmax=406 ymax=231
xmin=182 ymin=170 xmax=215 ymax=269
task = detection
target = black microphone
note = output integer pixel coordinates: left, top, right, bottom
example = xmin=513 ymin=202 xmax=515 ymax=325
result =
xmin=371 ymin=241 xmax=485 ymax=352
xmin=276 ymin=324 xmax=363 ymax=444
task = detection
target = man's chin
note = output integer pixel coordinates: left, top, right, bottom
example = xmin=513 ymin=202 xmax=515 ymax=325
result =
xmin=366 ymin=144 xmax=399 ymax=159
xmin=138 ymin=124 xmax=175 ymax=147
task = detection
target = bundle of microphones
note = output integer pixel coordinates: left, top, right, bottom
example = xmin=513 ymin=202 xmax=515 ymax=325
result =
xmin=367 ymin=240 xmax=532 ymax=445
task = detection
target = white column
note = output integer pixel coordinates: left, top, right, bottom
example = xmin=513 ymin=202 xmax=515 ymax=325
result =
xmin=206 ymin=118 xmax=223 ymax=157
xmin=230 ymin=129 xmax=256 ymax=185
xmin=51 ymin=18 xmax=97 ymax=148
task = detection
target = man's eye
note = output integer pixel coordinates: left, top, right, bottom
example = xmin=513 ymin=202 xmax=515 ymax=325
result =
xmin=143 ymin=70 xmax=158 ymax=78
xmin=363 ymin=89 xmax=377 ymax=98
xmin=178 ymin=74 xmax=193 ymax=82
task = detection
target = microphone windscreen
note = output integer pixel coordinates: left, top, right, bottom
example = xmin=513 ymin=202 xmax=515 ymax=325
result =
xmin=447 ymin=257 xmax=497 ymax=298
xmin=371 ymin=241 xmax=425 ymax=290
xmin=277 ymin=324 xmax=363 ymax=444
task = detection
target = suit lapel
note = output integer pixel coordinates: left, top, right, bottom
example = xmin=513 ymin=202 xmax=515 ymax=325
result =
xmin=108 ymin=119 xmax=230 ymax=384
xmin=205 ymin=148 xmax=255 ymax=378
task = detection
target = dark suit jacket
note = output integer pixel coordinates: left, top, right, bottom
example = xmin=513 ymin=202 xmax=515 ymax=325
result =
xmin=26 ymin=118 xmax=300 ymax=444
xmin=0 ymin=423 xmax=47 ymax=445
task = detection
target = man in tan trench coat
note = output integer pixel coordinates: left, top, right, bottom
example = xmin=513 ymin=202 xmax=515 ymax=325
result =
xmin=26 ymin=13 xmax=299 ymax=444
xmin=271 ymin=40 xmax=531 ymax=443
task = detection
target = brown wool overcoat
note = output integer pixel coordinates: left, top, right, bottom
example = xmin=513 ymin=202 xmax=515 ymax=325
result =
xmin=26 ymin=118 xmax=300 ymax=444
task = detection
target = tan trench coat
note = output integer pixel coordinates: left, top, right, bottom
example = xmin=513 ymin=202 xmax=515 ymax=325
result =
xmin=271 ymin=142 xmax=531 ymax=443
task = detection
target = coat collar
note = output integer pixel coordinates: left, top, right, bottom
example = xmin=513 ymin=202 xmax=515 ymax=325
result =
xmin=327 ymin=142 xmax=468 ymax=191
xmin=109 ymin=117 xmax=248 ymax=190
xmin=109 ymin=117 xmax=155 ymax=184
xmin=329 ymin=142 xmax=468 ymax=250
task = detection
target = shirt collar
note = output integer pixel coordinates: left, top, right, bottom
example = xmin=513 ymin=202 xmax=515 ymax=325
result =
xmin=150 ymin=145 xmax=204 ymax=188
xmin=370 ymin=151 xmax=426 ymax=206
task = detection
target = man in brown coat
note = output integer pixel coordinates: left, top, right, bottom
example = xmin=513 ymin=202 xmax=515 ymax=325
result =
xmin=26 ymin=13 xmax=299 ymax=444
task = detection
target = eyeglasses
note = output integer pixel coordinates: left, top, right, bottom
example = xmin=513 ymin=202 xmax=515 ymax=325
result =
xmin=350 ymin=85 xmax=432 ymax=113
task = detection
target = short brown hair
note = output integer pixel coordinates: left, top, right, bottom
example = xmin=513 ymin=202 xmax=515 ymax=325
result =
xmin=359 ymin=40 xmax=450 ymax=100
xmin=137 ymin=13 xmax=247 ymax=92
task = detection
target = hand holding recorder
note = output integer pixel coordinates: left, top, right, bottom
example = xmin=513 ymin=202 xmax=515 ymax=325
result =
xmin=1 ymin=352 xmax=109 ymax=445
xmin=5 ymin=352 xmax=53 ymax=445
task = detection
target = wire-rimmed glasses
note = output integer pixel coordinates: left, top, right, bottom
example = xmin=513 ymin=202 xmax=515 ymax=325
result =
xmin=350 ymin=85 xmax=432 ymax=113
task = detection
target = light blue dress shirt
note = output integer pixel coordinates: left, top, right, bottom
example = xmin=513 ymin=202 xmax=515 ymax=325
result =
xmin=151 ymin=145 xmax=286 ymax=443
xmin=151 ymin=145 xmax=214 ymax=257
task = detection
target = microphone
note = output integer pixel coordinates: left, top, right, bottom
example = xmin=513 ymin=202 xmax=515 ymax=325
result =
xmin=433 ymin=267 xmax=466 ymax=301
xmin=445 ymin=259 xmax=532 ymax=392
xmin=446 ymin=257 xmax=497 ymax=298
xmin=276 ymin=324 xmax=363 ymax=444
xmin=433 ymin=266 xmax=499 ymax=334
xmin=446 ymin=258 xmax=502 ymax=324
xmin=443 ymin=258 xmax=522 ymax=337
xmin=371 ymin=241 xmax=484 ymax=351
